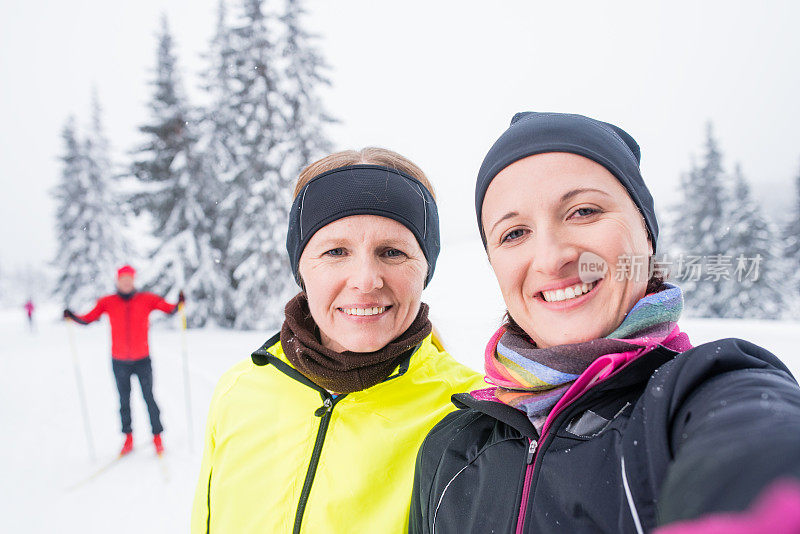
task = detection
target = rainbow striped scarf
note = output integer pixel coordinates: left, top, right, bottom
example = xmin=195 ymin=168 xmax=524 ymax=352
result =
xmin=478 ymin=284 xmax=691 ymax=429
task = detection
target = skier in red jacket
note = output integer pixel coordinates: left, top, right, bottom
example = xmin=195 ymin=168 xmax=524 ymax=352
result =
xmin=64 ymin=265 xmax=184 ymax=456
xmin=24 ymin=298 xmax=35 ymax=331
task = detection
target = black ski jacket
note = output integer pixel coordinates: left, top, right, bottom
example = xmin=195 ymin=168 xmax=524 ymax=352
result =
xmin=410 ymin=338 xmax=800 ymax=533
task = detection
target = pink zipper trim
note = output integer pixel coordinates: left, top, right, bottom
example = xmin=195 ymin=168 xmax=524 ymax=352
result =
xmin=514 ymin=363 xmax=627 ymax=534
xmin=516 ymin=447 xmax=535 ymax=534
xmin=505 ymin=325 xmax=691 ymax=533
xmin=513 ymin=326 xmax=691 ymax=532
xmin=536 ymin=323 xmax=688 ymax=457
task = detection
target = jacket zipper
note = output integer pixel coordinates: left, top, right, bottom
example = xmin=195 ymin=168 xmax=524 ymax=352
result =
xmin=250 ymin=340 xmax=418 ymax=534
xmin=515 ymin=387 xmax=611 ymax=533
xmin=293 ymin=393 xmax=345 ymax=534
xmin=515 ymin=439 xmax=537 ymax=534
xmin=433 ymin=437 xmax=537 ymax=534
xmin=124 ymin=297 xmax=132 ymax=358
xmin=514 ymin=357 xmax=643 ymax=533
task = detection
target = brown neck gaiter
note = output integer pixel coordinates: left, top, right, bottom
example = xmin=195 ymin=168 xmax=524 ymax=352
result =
xmin=280 ymin=293 xmax=432 ymax=394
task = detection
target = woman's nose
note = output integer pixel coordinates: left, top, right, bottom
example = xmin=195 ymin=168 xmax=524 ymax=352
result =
xmin=348 ymin=256 xmax=384 ymax=292
xmin=531 ymin=229 xmax=580 ymax=276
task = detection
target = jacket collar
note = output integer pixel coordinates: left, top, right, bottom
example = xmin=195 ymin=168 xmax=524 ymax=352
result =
xmin=455 ymin=345 xmax=680 ymax=441
xmin=250 ymin=332 xmax=416 ymax=396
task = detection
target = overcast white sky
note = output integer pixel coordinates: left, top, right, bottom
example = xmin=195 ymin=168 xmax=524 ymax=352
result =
xmin=1 ymin=0 xmax=799 ymax=272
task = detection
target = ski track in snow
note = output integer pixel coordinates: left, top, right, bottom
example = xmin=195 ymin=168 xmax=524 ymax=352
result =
xmin=2 ymin=293 xmax=799 ymax=532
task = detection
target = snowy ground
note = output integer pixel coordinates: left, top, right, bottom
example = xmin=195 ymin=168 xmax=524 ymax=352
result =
xmin=2 ymin=247 xmax=799 ymax=533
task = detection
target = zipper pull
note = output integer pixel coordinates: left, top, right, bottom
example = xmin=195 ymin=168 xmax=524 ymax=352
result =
xmin=526 ymin=439 xmax=538 ymax=464
xmin=314 ymin=397 xmax=333 ymax=417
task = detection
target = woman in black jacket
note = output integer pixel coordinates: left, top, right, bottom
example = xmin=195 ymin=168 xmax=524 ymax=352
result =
xmin=410 ymin=112 xmax=800 ymax=534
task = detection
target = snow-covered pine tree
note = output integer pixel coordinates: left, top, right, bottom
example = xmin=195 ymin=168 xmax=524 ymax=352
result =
xmin=206 ymin=0 xmax=307 ymax=330
xmin=224 ymin=0 xmax=294 ymax=330
xmin=131 ymin=16 xmax=227 ymax=327
xmin=197 ymin=0 xmax=242 ymax=327
xmin=196 ymin=0 xmax=334 ymax=329
xmin=52 ymin=96 xmax=128 ymax=308
xmin=84 ymin=93 xmax=131 ymax=291
xmin=52 ymin=116 xmax=92 ymax=306
xmin=277 ymin=0 xmax=334 ymax=167
xmin=667 ymin=122 xmax=732 ymax=317
xmin=719 ymin=164 xmax=784 ymax=319
xmin=784 ymin=161 xmax=800 ymax=315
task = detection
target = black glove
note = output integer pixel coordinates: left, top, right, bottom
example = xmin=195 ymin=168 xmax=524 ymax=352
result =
xmin=177 ymin=291 xmax=185 ymax=305
xmin=63 ymin=309 xmax=76 ymax=320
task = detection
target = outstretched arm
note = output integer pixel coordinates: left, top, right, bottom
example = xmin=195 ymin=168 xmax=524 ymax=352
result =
xmin=657 ymin=362 xmax=800 ymax=528
xmin=151 ymin=291 xmax=185 ymax=315
xmin=65 ymin=299 xmax=106 ymax=325
xmin=655 ymin=479 xmax=800 ymax=534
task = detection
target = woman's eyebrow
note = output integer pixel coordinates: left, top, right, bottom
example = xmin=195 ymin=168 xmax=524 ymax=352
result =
xmin=376 ymin=238 xmax=414 ymax=247
xmin=560 ymin=188 xmax=611 ymax=203
xmin=490 ymin=211 xmax=519 ymax=234
xmin=312 ymin=238 xmax=349 ymax=248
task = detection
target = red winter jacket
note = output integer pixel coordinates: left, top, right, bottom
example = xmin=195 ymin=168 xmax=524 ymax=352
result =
xmin=74 ymin=292 xmax=178 ymax=360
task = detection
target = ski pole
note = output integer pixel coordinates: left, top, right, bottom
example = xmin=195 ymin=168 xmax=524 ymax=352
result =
xmin=66 ymin=318 xmax=96 ymax=461
xmin=178 ymin=302 xmax=194 ymax=451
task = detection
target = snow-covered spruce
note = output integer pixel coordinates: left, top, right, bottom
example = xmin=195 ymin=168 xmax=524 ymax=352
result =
xmin=130 ymin=16 xmax=228 ymax=328
xmin=52 ymin=96 xmax=130 ymax=309
xmin=721 ymin=164 xmax=785 ymax=319
xmin=664 ymin=122 xmax=787 ymax=319
xmin=783 ymin=163 xmax=800 ymax=316
xmin=202 ymin=0 xmax=334 ymax=330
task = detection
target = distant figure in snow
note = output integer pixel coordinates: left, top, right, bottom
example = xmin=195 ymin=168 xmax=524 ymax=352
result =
xmin=64 ymin=265 xmax=185 ymax=457
xmin=23 ymin=298 xmax=35 ymax=331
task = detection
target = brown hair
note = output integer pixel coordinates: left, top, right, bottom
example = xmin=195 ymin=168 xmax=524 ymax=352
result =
xmin=293 ymin=147 xmax=436 ymax=200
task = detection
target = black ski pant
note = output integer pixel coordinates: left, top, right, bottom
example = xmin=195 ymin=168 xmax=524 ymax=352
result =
xmin=112 ymin=357 xmax=163 ymax=435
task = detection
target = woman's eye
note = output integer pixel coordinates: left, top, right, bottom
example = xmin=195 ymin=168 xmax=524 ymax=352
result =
xmin=571 ymin=207 xmax=599 ymax=218
xmin=501 ymin=228 xmax=526 ymax=243
xmin=324 ymin=248 xmax=345 ymax=257
xmin=383 ymin=248 xmax=407 ymax=258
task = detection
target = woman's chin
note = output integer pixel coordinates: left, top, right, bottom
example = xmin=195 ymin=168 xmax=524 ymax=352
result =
xmin=527 ymin=325 xmax=607 ymax=348
xmin=343 ymin=343 xmax=388 ymax=353
xmin=323 ymin=333 xmax=390 ymax=353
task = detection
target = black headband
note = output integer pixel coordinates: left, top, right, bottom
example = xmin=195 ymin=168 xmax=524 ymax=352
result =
xmin=286 ymin=164 xmax=440 ymax=287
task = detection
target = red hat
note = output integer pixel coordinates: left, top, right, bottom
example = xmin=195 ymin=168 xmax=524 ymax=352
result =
xmin=117 ymin=265 xmax=136 ymax=278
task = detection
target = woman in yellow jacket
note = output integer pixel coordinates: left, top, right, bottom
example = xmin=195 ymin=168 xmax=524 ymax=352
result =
xmin=191 ymin=148 xmax=483 ymax=533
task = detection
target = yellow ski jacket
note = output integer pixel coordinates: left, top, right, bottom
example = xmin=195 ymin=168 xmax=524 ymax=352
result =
xmin=191 ymin=331 xmax=483 ymax=533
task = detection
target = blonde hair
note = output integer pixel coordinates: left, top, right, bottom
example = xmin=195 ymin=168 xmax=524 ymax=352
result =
xmin=293 ymin=147 xmax=436 ymax=200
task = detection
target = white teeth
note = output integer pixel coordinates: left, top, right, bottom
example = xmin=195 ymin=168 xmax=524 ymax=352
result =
xmin=342 ymin=307 xmax=387 ymax=316
xmin=541 ymin=281 xmax=598 ymax=303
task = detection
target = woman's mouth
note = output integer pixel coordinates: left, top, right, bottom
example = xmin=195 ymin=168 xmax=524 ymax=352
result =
xmin=539 ymin=279 xmax=600 ymax=303
xmin=339 ymin=306 xmax=391 ymax=317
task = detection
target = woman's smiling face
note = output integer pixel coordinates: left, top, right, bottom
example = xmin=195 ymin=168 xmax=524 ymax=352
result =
xmin=298 ymin=214 xmax=427 ymax=353
xmin=481 ymin=152 xmax=653 ymax=348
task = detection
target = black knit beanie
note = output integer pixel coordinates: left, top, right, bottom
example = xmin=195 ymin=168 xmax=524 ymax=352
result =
xmin=475 ymin=112 xmax=658 ymax=251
